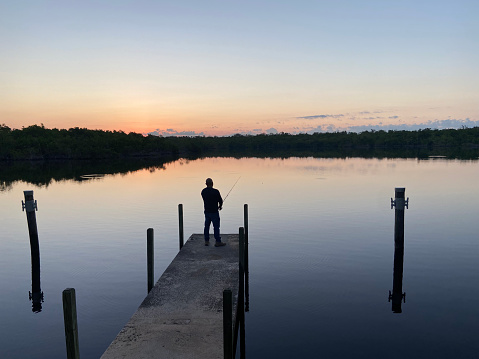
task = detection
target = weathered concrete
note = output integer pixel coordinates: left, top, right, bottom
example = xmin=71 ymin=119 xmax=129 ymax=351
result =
xmin=101 ymin=234 xmax=239 ymax=359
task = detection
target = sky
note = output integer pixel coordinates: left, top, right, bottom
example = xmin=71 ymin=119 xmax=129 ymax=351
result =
xmin=1 ymin=0 xmax=478 ymax=136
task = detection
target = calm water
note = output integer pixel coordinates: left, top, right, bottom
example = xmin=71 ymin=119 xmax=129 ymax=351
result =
xmin=1 ymin=156 xmax=478 ymax=358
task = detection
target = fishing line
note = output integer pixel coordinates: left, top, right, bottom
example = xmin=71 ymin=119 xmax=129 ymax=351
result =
xmin=223 ymin=176 xmax=241 ymax=203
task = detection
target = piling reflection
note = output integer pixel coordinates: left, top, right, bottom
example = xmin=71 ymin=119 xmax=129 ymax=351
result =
xmin=23 ymin=190 xmax=44 ymax=313
xmin=244 ymin=204 xmax=249 ymax=313
xmin=29 ymin=258 xmax=44 ymax=313
xmin=388 ymin=187 xmax=408 ymax=313
xmin=388 ymin=239 xmax=406 ymax=313
xmin=232 ymin=226 xmax=246 ymax=359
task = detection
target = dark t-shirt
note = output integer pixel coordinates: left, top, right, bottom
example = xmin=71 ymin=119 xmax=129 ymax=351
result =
xmin=201 ymin=187 xmax=223 ymax=213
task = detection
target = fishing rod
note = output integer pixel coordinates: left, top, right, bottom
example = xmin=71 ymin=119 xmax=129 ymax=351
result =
xmin=223 ymin=176 xmax=241 ymax=203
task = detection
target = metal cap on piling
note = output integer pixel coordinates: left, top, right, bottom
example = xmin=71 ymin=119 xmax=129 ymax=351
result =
xmin=391 ymin=187 xmax=409 ymax=210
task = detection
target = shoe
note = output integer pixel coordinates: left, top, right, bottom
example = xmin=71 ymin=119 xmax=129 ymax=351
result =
xmin=205 ymin=241 xmax=209 ymax=246
xmin=214 ymin=242 xmax=226 ymax=247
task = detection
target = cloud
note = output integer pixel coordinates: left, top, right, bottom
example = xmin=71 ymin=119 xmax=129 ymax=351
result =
xmin=235 ymin=127 xmax=279 ymax=135
xmin=306 ymin=124 xmax=330 ymax=133
xmin=147 ymin=118 xmax=479 ymax=138
xmin=147 ymin=129 xmax=205 ymax=137
xmin=304 ymin=118 xmax=479 ymax=134
xmin=295 ymin=114 xmax=344 ymax=120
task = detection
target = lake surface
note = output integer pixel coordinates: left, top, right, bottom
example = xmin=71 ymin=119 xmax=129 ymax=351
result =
xmin=1 ymin=156 xmax=478 ymax=358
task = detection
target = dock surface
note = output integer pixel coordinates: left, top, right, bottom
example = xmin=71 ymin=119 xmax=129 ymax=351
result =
xmin=101 ymin=234 xmax=239 ymax=359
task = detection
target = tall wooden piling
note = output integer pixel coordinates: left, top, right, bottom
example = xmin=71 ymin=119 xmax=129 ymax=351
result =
xmin=22 ymin=190 xmax=43 ymax=311
xmin=147 ymin=228 xmax=154 ymax=293
xmin=389 ymin=187 xmax=408 ymax=313
xmin=244 ymin=204 xmax=249 ymax=312
xmin=178 ymin=204 xmax=184 ymax=249
xmin=393 ymin=188 xmax=407 ymax=246
xmin=63 ymin=288 xmax=80 ymax=359
xmin=223 ymin=289 xmax=233 ymax=359
xmin=239 ymin=227 xmax=246 ymax=359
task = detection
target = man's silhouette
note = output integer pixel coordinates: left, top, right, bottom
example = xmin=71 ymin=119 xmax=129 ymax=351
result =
xmin=201 ymin=178 xmax=225 ymax=247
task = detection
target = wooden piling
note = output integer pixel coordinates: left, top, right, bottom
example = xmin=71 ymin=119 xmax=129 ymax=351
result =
xmin=63 ymin=288 xmax=80 ymax=359
xmin=147 ymin=228 xmax=154 ymax=293
xmin=239 ymin=228 xmax=245 ymax=305
xmin=393 ymin=187 xmax=406 ymax=247
xmin=239 ymin=227 xmax=245 ymax=359
xmin=389 ymin=187 xmax=408 ymax=313
xmin=178 ymin=204 xmax=184 ymax=250
xmin=244 ymin=204 xmax=249 ymax=312
xmin=23 ymin=190 xmax=42 ymax=311
xmin=223 ymin=289 xmax=233 ymax=359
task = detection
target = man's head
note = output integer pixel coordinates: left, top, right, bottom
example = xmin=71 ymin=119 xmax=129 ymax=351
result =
xmin=205 ymin=178 xmax=213 ymax=187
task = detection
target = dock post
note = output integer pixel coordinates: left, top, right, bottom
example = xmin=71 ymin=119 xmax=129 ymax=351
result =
xmin=239 ymin=227 xmax=246 ymax=359
xmin=239 ymin=228 xmax=245 ymax=306
xmin=147 ymin=228 xmax=154 ymax=293
xmin=62 ymin=288 xmax=80 ymax=359
xmin=244 ymin=204 xmax=249 ymax=312
xmin=389 ymin=188 xmax=408 ymax=312
xmin=391 ymin=188 xmax=407 ymax=246
xmin=178 ymin=204 xmax=184 ymax=250
xmin=22 ymin=190 xmax=43 ymax=312
xmin=223 ymin=289 xmax=233 ymax=359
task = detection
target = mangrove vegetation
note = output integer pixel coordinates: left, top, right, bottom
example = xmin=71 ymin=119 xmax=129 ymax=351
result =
xmin=1 ymin=124 xmax=479 ymax=161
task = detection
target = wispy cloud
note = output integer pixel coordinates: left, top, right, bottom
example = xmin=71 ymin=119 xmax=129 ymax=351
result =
xmin=146 ymin=117 xmax=478 ymax=138
xmin=295 ymin=114 xmax=344 ymax=120
xmin=229 ymin=127 xmax=280 ymax=136
xmin=306 ymin=118 xmax=479 ymax=134
xmin=147 ymin=129 xmax=205 ymax=137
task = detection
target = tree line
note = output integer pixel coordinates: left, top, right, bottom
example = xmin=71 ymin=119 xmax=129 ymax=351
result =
xmin=1 ymin=124 xmax=479 ymax=161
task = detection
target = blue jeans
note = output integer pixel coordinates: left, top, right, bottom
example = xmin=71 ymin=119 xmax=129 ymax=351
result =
xmin=204 ymin=212 xmax=221 ymax=242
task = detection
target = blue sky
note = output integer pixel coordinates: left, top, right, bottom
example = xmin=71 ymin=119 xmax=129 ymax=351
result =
xmin=1 ymin=0 xmax=478 ymax=135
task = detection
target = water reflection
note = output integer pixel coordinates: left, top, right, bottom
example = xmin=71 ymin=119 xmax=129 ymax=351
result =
xmin=389 ymin=238 xmax=406 ymax=313
xmin=2 ymin=156 xmax=479 ymax=358
xmin=29 ymin=257 xmax=44 ymax=313
xmin=1 ymin=149 xmax=478 ymax=190
xmin=79 ymin=174 xmax=106 ymax=181
xmin=0 ymin=157 xmax=174 ymax=190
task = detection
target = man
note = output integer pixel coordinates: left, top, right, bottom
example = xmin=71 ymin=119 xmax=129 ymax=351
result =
xmin=201 ymin=178 xmax=226 ymax=247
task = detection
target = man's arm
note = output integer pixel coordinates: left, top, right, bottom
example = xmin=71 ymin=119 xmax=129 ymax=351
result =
xmin=218 ymin=191 xmax=223 ymax=210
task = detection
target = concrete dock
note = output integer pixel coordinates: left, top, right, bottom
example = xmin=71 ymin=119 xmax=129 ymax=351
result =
xmin=100 ymin=233 xmax=240 ymax=359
